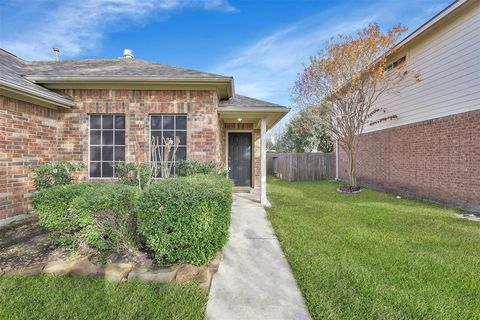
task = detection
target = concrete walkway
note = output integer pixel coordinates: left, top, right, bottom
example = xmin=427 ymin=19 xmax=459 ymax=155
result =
xmin=206 ymin=192 xmax=311 ymax=320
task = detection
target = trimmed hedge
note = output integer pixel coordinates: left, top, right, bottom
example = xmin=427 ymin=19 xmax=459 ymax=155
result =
xmin=137 ymin=175 xmax=233 ymax=265
xmin=175 ymin=160 xmax=227 ymax=177
xmin=32 ymin=183 xmax=138 ymax=250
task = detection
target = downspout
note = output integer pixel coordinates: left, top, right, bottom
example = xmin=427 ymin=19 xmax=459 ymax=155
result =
xmin=335 ymin=139 xmax=339 ymax=180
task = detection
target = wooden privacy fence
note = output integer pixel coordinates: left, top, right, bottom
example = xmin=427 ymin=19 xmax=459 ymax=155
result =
xmin=267 ymin=152 xmax=336 ymax=181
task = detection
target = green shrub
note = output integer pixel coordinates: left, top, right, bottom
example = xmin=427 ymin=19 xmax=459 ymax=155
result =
xmin=32 ymin=162 xmax=83 ymax=191
xmin=114 ymin=162 xmax=151 ymax=190
xmin=137 ymin=175 xmax=233 ymax=265
xmin=175 ymin=160 xmax=227 ymax=177
xmin=32 ymin=183 xmax=138 ymax=250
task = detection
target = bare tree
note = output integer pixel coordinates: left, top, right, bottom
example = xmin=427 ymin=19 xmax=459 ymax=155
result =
xmin=293 ymin=23 xmax=416 ymax=188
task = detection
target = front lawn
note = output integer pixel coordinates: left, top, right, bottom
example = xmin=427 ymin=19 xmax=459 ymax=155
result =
xmin=266 ymin=177 xmax=480 ymax=319
xmin=0 ymin=275 xmax=207 ymax=320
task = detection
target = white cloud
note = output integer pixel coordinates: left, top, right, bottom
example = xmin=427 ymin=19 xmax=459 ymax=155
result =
xmin=213 ymin=13 xmax=377 ymax=107
xmin=0 ymin=0 xmax=235 ymax=60
xmin=212 ymin=0 xmax=447 ymax=109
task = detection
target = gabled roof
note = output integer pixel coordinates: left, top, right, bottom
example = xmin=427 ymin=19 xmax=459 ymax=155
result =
xmin=0 ymin=49 xmax=75 ymax=108
xmin=0 ymin=48 xmax=234 ymax=107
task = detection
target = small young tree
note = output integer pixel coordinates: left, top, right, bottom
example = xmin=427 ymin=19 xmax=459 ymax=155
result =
xmin=293 ymin=23 xmax=413 ymax=188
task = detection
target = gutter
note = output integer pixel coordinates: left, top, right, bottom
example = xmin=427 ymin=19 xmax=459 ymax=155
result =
xmin=0 ymin=79 xmax=75 ymax=108
xmin=218 ymin=106 xmax=290 ymax=113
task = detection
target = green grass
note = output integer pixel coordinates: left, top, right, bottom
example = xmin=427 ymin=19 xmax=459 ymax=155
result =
xmin=266 ymin=177 xmax=480 ymax=320
xmin=0 ymin=275 xmax=207 ymax=320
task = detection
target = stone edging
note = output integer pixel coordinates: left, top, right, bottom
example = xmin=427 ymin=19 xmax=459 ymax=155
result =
xmin=0 ymin=252 xmax=223 ymax=291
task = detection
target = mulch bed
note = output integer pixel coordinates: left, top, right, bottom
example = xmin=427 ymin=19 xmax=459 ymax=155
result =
xmin=0 ymin=217 xmax=71 ymax=273
xmin=337 ymin=185 xmax=362 ymax=193
xmin=0 ymin=217 xmax=222 ymax=290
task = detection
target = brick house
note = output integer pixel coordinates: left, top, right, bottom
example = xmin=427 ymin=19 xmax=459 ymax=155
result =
xmin=337 ymin=0 xmax=480 ymax=211
xmin=0 ymin=49 xmax=289 ymax=223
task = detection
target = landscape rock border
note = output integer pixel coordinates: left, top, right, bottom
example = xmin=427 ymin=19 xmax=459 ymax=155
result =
xmin=336 ymin=187 xmax=363 ymax=194
xmin=1 ymin=252 xmax=223 ymax=291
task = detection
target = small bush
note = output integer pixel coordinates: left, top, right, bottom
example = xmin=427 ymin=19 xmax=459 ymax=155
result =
xmin=114 ymin=162 xmax=151 ymax=190
xmin=176 ymin=160 xmax=227 ymax=177
xmin=32 ymin=162 xmax=83 ymax=191
xmin=32 ymin=183 xmax=138 ymax=250
xmin=137 ymin=175 xmax=233 ymax=265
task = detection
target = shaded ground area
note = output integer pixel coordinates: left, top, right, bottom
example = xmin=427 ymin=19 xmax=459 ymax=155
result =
xmin=266 ymin=177 xmax=480 ymax=319
xmin=0 ymin=218 xmax=70 ymax=273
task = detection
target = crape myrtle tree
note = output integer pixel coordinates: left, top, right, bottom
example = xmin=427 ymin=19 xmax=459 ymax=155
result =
xmin=293 ymin=23 xmax=414 ymax=188
xmin=280 ymin=105 xmax=334 ymax=153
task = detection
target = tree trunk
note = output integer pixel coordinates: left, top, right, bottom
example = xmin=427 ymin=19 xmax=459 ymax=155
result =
xmin=347 ymin=146 xmax=357 ymax=187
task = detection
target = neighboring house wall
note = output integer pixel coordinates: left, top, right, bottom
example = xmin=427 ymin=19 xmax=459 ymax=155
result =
xmin=0 ymin=96 xmax=59 ymax=219
xmin=365 ymin=1 xmax=480 ymax=133
xmin=56 ymin=89 xmax=221 ymax=179
xmin=339 ymin=109 xmax=480 ymax=211
xmin=339 ymin=1 xmax=480 ymax=211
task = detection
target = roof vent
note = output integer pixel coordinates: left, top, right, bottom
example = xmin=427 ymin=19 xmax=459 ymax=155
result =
xmin=123 ymin=49 xmax=134 ymax=59
xmin=53 ymin=48 xmax=60 ymax=62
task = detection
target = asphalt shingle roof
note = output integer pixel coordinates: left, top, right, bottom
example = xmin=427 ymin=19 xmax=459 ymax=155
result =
xmin=0 ymin=49 xmax=73 ymax=104
xmin=219 ymin=94 xmax=286 ymax=108
xmin=25 ymin=58 xmax=226 ymax=78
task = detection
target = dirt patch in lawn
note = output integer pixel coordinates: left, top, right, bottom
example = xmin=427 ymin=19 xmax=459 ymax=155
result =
xmin=0 ymin=217 xmax=72 ymax=273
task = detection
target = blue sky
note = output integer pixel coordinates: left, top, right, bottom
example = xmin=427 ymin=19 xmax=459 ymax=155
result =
xmin=0 ymin=0 xmax=450 ymax=109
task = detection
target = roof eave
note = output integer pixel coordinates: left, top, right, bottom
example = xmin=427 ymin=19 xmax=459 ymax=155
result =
xmin=26 ymin=75 xmax=235 ymax=99
xmin=391 ymin=0 xmax=470 ymax=53
xmin=0 ymin=79 xmax=75 ymax=109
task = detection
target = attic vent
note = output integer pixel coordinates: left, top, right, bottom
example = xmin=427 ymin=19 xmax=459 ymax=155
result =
xmin=123 ymin=49 xmax=134 ymax=59
xmin=385 ymin=55 xmax=406 ymax=71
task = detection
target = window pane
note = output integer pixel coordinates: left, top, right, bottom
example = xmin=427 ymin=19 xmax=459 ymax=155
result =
xmin=102 ymin=146 xmax=113 ymax=161
xmin=176 ymin=147 xmax=186 ymax=160
xmin=163 ymin=116 xmax=174 ymax=129
xmin=90 ymin=115 xmax=102 ymax=129
xmin=151 ymin=116 xmax=162 ymax=130
xmin=163 ymin=131 xmax=175 ymax=143
xmin=115 ymin=131 xmax=125 ymax=145
xmin=115 ymin=147 xmax=125 ymax=161
xmin=151 ymin=131 xmax=162 ymax=145
xmin=115 ymin=116 xmax=125 ymax=129
xmin=90 ymin=131 xmax=101 ymax=145
xmin=176 ymin=131 xmax=187 ymax=145
xmin=90 ymin=162 xmax=101 ymax=177
xmin=90 ymin=146 xmax=101 ymax=161
xmin=102 ymin=130 xmax=113 ymax=145
xmin=102 ymin=162 xmax=114 ymax=177
xmin=102 ymin=115 xmax=113 ymax=129
xmin=176 ymin=116 xmax=187 ymax=130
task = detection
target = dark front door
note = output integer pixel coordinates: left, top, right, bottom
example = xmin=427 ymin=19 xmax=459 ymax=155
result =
xmin=228 ymin=133 xmax=252 ymax=186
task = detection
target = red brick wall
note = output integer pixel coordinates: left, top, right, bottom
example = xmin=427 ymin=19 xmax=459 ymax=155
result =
xmin=1 ymin=90 xmax=224 ymax=220
xmin=0 ymin=96 xmax=58 ymax=219
xmin=339 ymin=109 xmax=480 ymax=211
xmin=56 ymin=89 xmax=221 ymax=180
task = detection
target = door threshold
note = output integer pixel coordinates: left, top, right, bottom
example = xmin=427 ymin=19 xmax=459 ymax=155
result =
xmin=233 ymin=187 xmax=251 ymax=193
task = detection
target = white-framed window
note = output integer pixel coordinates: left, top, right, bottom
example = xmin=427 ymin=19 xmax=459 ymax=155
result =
xmin=89 ymin=114 xmax=125 ymax=178
xmin=150 ymin=114 xmax=187 ymax=177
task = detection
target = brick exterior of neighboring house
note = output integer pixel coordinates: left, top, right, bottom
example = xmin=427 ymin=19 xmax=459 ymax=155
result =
xmin=338 ymin=110 xmax=480 ymax=211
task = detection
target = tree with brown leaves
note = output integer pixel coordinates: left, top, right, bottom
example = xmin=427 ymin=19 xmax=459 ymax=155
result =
xmin=293 ymin=23 xmax=414 ymax=188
